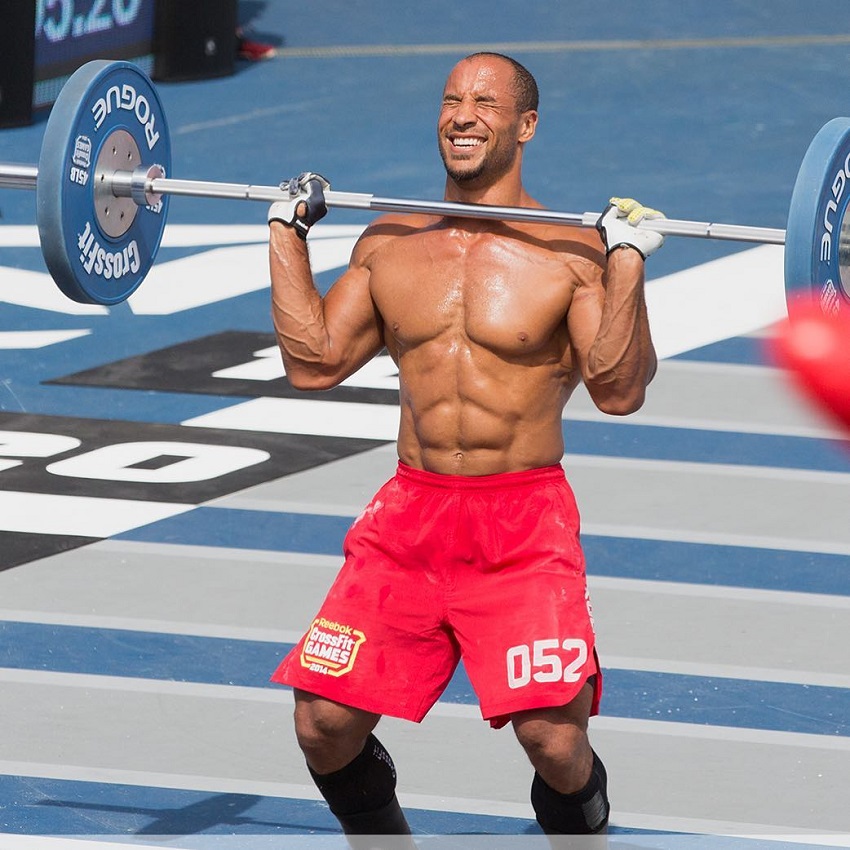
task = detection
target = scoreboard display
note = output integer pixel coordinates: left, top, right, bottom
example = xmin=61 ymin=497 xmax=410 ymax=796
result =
xmin=33 ymin=0 xmax=154 ymax=108
xmin=0 ymin=0 xmax=232 ymax=127
xmin=34 ymin=0 xmax=156 ymax=107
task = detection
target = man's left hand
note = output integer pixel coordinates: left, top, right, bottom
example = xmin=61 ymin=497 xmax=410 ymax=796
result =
xmin=597 ymin=197 xmax=666 ymax=259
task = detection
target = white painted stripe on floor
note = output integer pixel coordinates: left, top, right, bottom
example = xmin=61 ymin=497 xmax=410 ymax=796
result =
xmin=199 ymin=492 xmax=850 ymax=556
xmin=126 ymin=245 xmax=272 ymax=314
xmin=568 ymin=454 xmax=850 ymax=554
xmin=0 ymin=582 xmax=846 ymax=688
xmin=563 ymin=406 xmax=840 ymax=439
xmin=223 ymin=434 xmax=849 ymax=544
xmin=0 ymin=767 xmax=847 ymax=846
xmin=583 ymin=520 xmax=850 ymax=557
xmin=184 ymin=387 xmax=842 ymax=443
xmin=590 ymin=575 xmax=850 ymax=609
xmin=0 ymin=832 xmax=847 ymax=850
xmin=654 ymin=359 xmax=780 ymax=377
xmin=83 ymin=542 xmax=850 ymax=612
xmin=612 ymin=820 xmax=850 ymax=845
xmin=645 ymin=245 xmax=786 ymax=360
xmin=0 ymin=606 xmax=844 ymax=689
xmin=139 ymin=483 xmax=850 ymax=556
xmin=603 ymin=655 xmax=850 ymax=689
xmin=0 ymin=838 xmax=178 ymax=850
xmin=0 ymin=669 xmax=471 ymax=712
xmin=0 ymin=330 xmax=91 ymax=349
xmin=563 ymin=360 xmax=848 ymax=440
xmin=0 ymin=758 xmax=326 ymax=807
xmin=93 ymin=539 xmax=342 ymax=569
xmin=0 ymin=610 xmax=305 ymax=644
xmin=3 ymin=668 xmax=848 ymax=751
xmin=591 ymin=715 xmax=850 ymax=751
xmin=159 ymin=222 xmax=365 ymax=247
xmin=565 ymin=453 xmax=850 ymax=485
xmin=183 ymin=397 xmax=400 ymax=441
xmin=0 ymin=759 xmax=847 ymax=846
xmin=0 ymin=225 xmax=40 ymax=247
xmin=203 ymin=495 xmax=355 ymax=514
xmin=5 ymin=569 xmax=848 ymax=618
xmin=0 ymin=223 xmax=363 ymax=248
xmin=126 ymin=234 xmax=356 ymax=315
xmin=0 ymin=267 xmax=109 ymax=315
xmin=0 ymin=492 xmax=193 ymax=538
xmin=0 ymin=668 xmax=291 ymax=702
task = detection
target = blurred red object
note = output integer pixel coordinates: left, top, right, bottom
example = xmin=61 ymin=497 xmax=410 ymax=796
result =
xmin=238 ymin=37 xmax=276 ymax=61
xmin=768 ymin=297 xmax=850 ymax=432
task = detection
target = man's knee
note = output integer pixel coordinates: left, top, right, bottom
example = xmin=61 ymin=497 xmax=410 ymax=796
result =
xmin=511 ymin=688 xmax=593 ymax=777
xmin=513 ymin=712 xmax=588 ymax=763
xmin=293 ymin=690 xmax=379 ymax=771
xmin=291 ymin=696 xmax=413 ymax=839
xmin=510 ymin=688 xmax=610 ymax=834
xmin=294 ymin=691 xmax=356 ymax=743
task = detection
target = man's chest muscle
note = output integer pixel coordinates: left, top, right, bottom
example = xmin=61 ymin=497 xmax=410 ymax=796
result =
xmin=370 ymin=232 xmax=574 ymax=354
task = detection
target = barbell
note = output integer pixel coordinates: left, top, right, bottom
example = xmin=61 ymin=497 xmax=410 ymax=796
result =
xmin=0 ymin=59 xmax=848 ymax=314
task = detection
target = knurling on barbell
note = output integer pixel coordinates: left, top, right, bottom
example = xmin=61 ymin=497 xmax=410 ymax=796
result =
xmin=0 ymin=59 xmax=848 ymax=313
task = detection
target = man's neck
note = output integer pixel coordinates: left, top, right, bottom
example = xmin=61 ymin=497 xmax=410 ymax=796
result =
xmin=443 ymin=173 xmax=529 ymax=208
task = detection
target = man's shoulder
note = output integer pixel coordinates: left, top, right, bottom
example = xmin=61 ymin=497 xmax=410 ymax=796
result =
xmin=351 ymin=212 xmax=437 ymax=266
xmin=365 ymin=211 xmax=439 ymax=233
xmin=510 ymin=218 xmax=606 ymax=269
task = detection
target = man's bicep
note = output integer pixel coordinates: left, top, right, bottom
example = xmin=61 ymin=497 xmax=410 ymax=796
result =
xmin=320 ymin=250 xmax=385 ymax=372
xmin=565 ymin=270 xmax=605 ymax=377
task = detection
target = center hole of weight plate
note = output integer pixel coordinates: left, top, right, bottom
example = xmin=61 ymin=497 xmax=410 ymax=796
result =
xmin=93 ymin=129 xmax=141 ymax=239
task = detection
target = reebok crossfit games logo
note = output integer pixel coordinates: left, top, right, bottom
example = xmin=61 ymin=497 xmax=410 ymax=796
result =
xmin=300 ymin=617 xmax=366 ymax=677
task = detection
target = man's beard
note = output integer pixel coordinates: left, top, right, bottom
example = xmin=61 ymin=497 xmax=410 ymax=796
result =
xmin=439 ymin=139 xmax=516 ymax=185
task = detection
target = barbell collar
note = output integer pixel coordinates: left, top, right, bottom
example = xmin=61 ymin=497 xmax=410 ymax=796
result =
xmin=134 ymin=165 xmax=165 ymax=207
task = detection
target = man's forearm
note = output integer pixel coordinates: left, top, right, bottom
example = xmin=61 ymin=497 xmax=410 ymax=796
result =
xmin=269 ymin=222 xmax=332 ymax=386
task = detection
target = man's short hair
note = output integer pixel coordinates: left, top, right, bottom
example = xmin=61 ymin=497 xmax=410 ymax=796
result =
xmin=464 ymin=52 xmax=540 ymax=113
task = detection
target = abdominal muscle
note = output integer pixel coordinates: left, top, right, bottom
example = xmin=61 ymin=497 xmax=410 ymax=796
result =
xmin=393 ymin=336 xmax=577 ymax=476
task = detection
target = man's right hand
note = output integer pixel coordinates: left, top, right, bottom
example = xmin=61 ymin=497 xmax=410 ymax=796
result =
xmin=596 ymin=197 xmax=665 ymax=259
xmin=268 ymin=172 xmax=330 ymax=240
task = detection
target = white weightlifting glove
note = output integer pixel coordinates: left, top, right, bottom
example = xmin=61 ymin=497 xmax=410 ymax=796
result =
xmin=268 ymin=172 xmax=330 ymax=239
xmin=596 ymin=196 xmax=666 ymax=259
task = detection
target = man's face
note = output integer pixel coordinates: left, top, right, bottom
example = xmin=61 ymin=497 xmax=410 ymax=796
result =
xmin=437 ymin=57 xmax=536 ymax=187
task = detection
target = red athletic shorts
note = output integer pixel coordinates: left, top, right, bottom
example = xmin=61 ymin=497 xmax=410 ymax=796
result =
xmin=270 ymin=462 xmax=602 ymax=728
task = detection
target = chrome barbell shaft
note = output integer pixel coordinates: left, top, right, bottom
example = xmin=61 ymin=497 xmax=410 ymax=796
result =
xmin=142 ymin=174 xmax=787 ymax=245
xmin=0 ymin=160 xmax=788 ymax=246
xmin=0 ymin=163 xmax=39 ymax=191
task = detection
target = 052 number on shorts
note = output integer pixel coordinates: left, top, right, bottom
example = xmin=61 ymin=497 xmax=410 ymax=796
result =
xmin=506 ymin=638 xmax=588 ymax=689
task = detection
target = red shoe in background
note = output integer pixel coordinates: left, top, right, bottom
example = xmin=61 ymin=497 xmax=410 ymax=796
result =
xmin=236 ymin=28 xmax=277 ymax=61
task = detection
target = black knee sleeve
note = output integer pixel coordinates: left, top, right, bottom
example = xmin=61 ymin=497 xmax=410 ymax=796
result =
xmin=531 ymin=750 xmax=610 ymax=835
xmin=308 ymin=733 xmax=411 ymax=835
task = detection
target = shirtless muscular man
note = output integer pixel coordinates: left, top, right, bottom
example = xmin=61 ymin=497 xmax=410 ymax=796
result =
xmin=267 ymin=52 xmax=665 ymax=844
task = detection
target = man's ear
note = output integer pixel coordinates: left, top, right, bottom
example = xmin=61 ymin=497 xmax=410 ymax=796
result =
xmin=519 ymin=110 xmax=538 ymax=143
